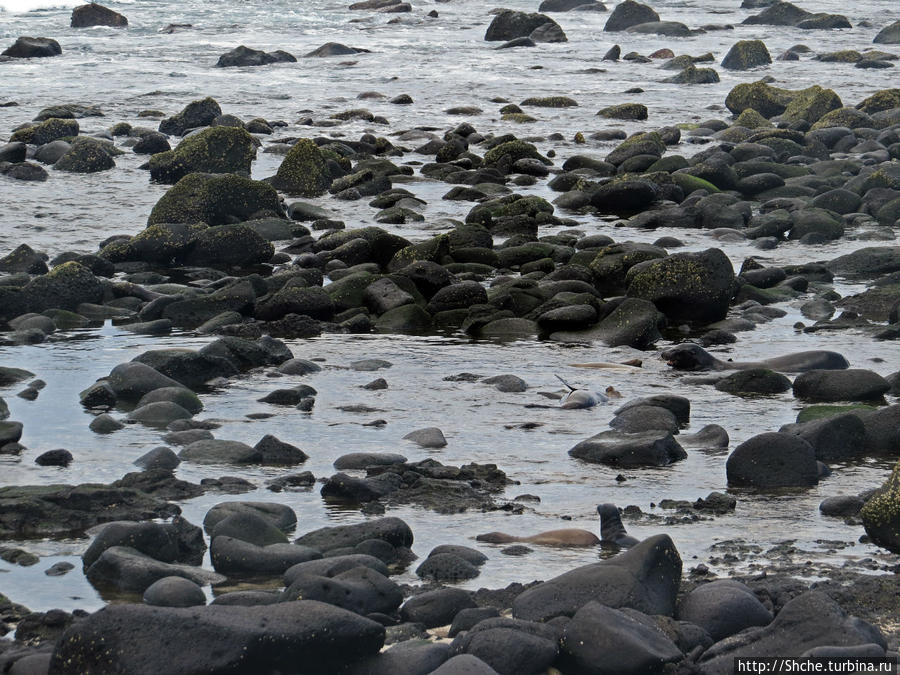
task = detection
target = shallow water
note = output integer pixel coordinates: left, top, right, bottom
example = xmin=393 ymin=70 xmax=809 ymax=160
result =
xmin=0 ymin=0 xmax=899 ymax=613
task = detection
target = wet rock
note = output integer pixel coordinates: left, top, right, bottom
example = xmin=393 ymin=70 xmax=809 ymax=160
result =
xmin=283 ymin=555 xmax=390 ymax=585
xmin=254 ymin=434 xmax=309 ymax=465
xmin=449 ymin=607 xmax=501 ymax=637
xmin=282 ymin=567 xmax=403 ymax=615
xmin=179 ymin=439 xmax=261 ymax=464
xmin=55 ymin=138 xmax=116 ymax=173
xmin=400 ymin=587 xmax=476 ymax=628
xmin=873 ymin=20 xmax=900 ymax=44
xmin=216 ymin=45 xmax=295 ymax=67
xmin=148 ymin=173 xmax=283 ymax=226
xmin=128 ymin=401 xmax=193 ymax=427
xmin=277 ymin=358 xmax=322 ymax=375
xmin=211 ymin=536 xmax=321 ymax=577
xmin=416 ymin=553 xmax=480 ymax=581
xmin=484 ymin=11 xmax=561 ymax=42
xmin=677 ymin=580 xmax=772 ymax=641
xmin=35 ymin=449 xmax=73 ymax=467
xmin=597 ymin=103 xmax=648 ymax=120
xmin=304 ymin=42 xmax=367 ymax=57
xmin=793 ymin=370 xmax=890 ymax=402
xmin=604 ymin=0 xmax=659 ymax=31
xmin=482 ymin=374 xmax=526 ymax=393
xmin=148 ymin=126 xmax=257 ymax=184
xmin=609 ymin=405 xmax=679 ymax=434
xmin=714 ymin=369 xmax=791 ymax=395
xmin=726 ymin=432 xmax=819 ymax=488
xmin=71 ymin=3 xmax=127 ymax=27
xmin=0 ymin=244 xmax=47 ymax=274
xmin=295 ymin=517 xmax=413 ymax=552
xmin=334 ymin=452 xmax=406 ymax=470
xmin=860 ymin=460 xmax=900 ymax=553
xmin=269 ymin=139 xmax=333 ymax=196
xmin=134 ymin=447 xmax=181 ymax=471
xmin=209 ymin=511 xmax=288 ymax=546
xmin=0 ymin=482 xmax=177 ymax=539
xmin=569 ymin=430 xmax=687 ymax=467
xmin=560 ymin=602 xmax=682 ymax=673
xmin=203 ymin=501 xmax=297 ymax=533
xmin=664 ymin=65 xmax=720 ymax=84
xmin=343 ymin=641 xmax=452 ymax=675
xmin=82 ymin=518 xmax=206 ymax=569
xmin=551 ymin=298 xmax=665 ymax=348
xmin=23 ymin=261 xmax=104 ymax=313
xmin=143 ymin=576 xmax=206 ymax=607
xmin=431 ymin=655 xmax=500 ymax=675
xmin=721 ymin=39 xmax=771 ymax=70
xmin=403 ymin=427 xmax=448 ymax=448
xmin=778 ymin=414 xmax=867 ymax=461
xmin=84 ymin=545 xmax=225 ymax=593
xmin=513 ymin=535 xmax=682 ymax=621
xmin=819 ymin=495 xmax=864 ymax=517
xmin=1 ymin=37 xmax=61 ymax=58
xmin=48 ymin=601 xmax=385 ymax=674
xmin=450 ymin=618 xmax=559 ymax=675
xmin=698 ymin=592 xmax=884 ymax=670
xmin=159 ymin=97 xmax=221 ymax=136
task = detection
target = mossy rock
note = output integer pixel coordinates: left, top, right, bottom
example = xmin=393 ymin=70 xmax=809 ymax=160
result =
xmin=101 ymin=223 xmax=208 ymax=265
xmin=670 ymin=172 xmax=719 ymax=194
xmin=733 ymin=108 xmax=774 ymax=129
xmin=796 ymin=404 xmax=876 ymax=423
xmin=270 ymin=138 xmax=333 ymax=196
xmin=589 ymin=242 xmax=667 ymax=296
xmin=23 ymin=261 xmax=105 ymax=312
xmin=149 ymin=126 xmax=257 ymax=184
xmin=663 ymin=65 xmax=720 ymax=85
xmin=323 ymin=272 xmax=376 ymax=312
xmin=625 ymin=247 xmax=736 ymax=323
xmin=856 ymin=88 xmax=900 ymax=114
xmin=725 ymin=81 xmax=794 ymax=117
xmin=781 ymin=85 xmax=842 ymax=124
xmin=16 ymin=117 xmax=80 ymax=146
xmin=183 ymin=224 xmax=275 ymax=268
xmin=387 ymin=235 xmax=451 ymax=273
xmin=715 ymin=368 xmax=791 ymax=395
xmin=606 ymin=131 xmax=666 ymax=165
xmin=502 ymin=113 xmax=538 ymax=123
xmin=483 ymin=140 xmax=550 ymax=172
xmin=158 ymin=97 xmax=222 ymax=136
xmin=811 ymin=107 xmax=873 ymax=130
xmin=520 ymin=96 xmax=578 ymax=107
xmin=721 ymin=39 xmax=771 ymax=70
xmin=815 ymin=50 xmax=862 ymax=63
xmin=55 ymin=138 xmax=116 ymax=173
xmin=148 ymin=173 xmax=284 ymax=226
xmin=374 ymin=304 xmax=433 ymax=334
xmin=861 ymin=459 xmax=900 ymax=553
xmin=597 ymin=103 xmax=648 ymax=120
xmin=646 ymin=155 xmax=689 ymax=173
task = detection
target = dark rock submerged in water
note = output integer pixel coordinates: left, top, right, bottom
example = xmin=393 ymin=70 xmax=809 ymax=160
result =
xmin=215 ymin=45 xmax=296 ymax=67
xmin=70 ymin=3 xmax=128 ymax=28
xmin=2 ymin=37 xmax=62 ymax=58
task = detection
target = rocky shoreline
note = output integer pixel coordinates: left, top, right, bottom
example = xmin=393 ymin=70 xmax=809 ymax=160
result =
xmin=2 ymin=0 xmax=900 ymax=672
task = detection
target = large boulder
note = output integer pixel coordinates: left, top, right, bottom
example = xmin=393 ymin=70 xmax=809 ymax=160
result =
xmin=874 ymin=20 xmax=900 ymax=44
xmin=55 ymin=138 xmax=117 ymax=173
xmin=82 ymin=518 xmax=206 ymax=569
xmin=677 ymin=580 xmax=773 ymax=641
xmin=149 ymin=127 xmax=257 ymax=184
xmin=721 ymin=40 xmax=771 ymax=70
xmin=1 ymin=37 xmax=61 ymax=58
xmin=48 ymin=601 xmax=385 ymax=674
xmin=184 ymin=223 xmax=275 ymax=268
xmin=559 ymin=602 xmax=682 ymax=674
xmin=778 ymin=413 xmax=868 ymax=461
xmin=792 ymin=370 xmax=891 ymax=402
xmin=450 ymin=618 xmax=559 ymax=675
xmin=604 ymin=0 xmax=659 ymax=31
xmin=697 ymin=592 xmax=884 ymax=672
xmin=569 ymin=430 xmax=686 ymax=467
xmin=103 ymin=361 xmax=184 ymax=402
xmin=282 ymin=567 xmax=403 ymax=615
xmin=216 ymin=45 xmax=296 ymax=67
xmin=741 ymin=1 xmax=812 ymax=25
xmin=626 ymin=248 xmax=735 ymax=324
xmin=133 ymin=349 xmax=238 ymax=389
xmin=550 ymin=298 xmax=665 ymax=349
xmin=71 ymin=3 xmax=127 ymax=27
xmin=269 ymin=139 xmax=332 ymax=197
xmin=159 ymin=97 xmax=222 ymax=136
xmin=210 ymin=536 xmax=321 ymax=577
xmin=23 ymin=262 xmax=104 ymax=312
xmin=725 ymin=432 xmax=819 ymax=488
xmin=294 ymin=517 xmax=413 ymax=552
xmin=84 ymin=546 xmax=225 ymax=593
xmin=147 ymin=173 xmax=283 ymax=225
xmin=400 ymin=587 xmax=477 ymax=628
xmin=512 ymin=534 xmax=682 ymax=621
xmin=484 ymin=11 xmax=558 ymax=41
xmin=860 ymin=459 xmax=900 ymax=553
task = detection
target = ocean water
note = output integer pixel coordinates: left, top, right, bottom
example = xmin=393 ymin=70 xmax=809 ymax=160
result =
xmin=0 ymin=0 xmax=898 ymax=613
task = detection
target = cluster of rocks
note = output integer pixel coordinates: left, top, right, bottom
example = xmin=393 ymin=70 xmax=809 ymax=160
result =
xmin=0 ymin=527 xmax=895 ymax=674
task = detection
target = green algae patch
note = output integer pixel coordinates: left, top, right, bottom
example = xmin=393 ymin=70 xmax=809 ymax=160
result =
xmin=149 ymin=126 xmax=257 ymax=184
xmin=148 ymin=173 xmax=284 ymax=226
xmin=270 ymin=138 xmax=333 ymax=197
xmin=520 ymin=96 xmax=578 ymax=108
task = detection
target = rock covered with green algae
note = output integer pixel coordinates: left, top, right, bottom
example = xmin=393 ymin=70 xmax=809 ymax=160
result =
xmin=147 ymin=172 xmax=284 ymax=225
xmin=483 ymin=139 xmax=550 ymax=173
xmin=861 ymin=460 xmax=900 ymax=553
xmin=270 ymin=138 xmax=333 ymax=196
xmin=149 ymin=126 xmax=257 ymax=184
xmin=22 ymin=261 xmax=105 ymax=312
xmin=10 ymin=117 xmax=79 ymax=145
xmin=725 ymin=82 xmax=842 ymax=124
xmin=855 ymin=88 xmax=900 ymax=114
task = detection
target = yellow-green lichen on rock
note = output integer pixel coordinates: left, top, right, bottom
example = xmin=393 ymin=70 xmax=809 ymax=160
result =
xmin=855 ymin=88 xmax=900 ymax=114
xmin=501 ymin=113 xmax=538 ymax=123
xmin=781 ymin=85 xmax=842 ymax=124
xmin=270 ymin=138 xmax=333 ymax=197
xmin=861 ymin=459 xmax=900 ymax=553
xmin=811 ymin=107 xmax=874 ymax=130
xmin=597 ymin=103 xmax=648 ymax=120
xmin=520 ymin=96 xmax=579 ymax=108
xmin=148 ymin=126 xmax=257 ymax=184
xmin=483 ymin=140 xmax=550 ymax=171
xmin=733 ymin=108 xmax=774 ymax=129
xmin=147 ymin=172 xmax=284 ymax=226
xmin=725 ymin=81 xmax=794 ymax=117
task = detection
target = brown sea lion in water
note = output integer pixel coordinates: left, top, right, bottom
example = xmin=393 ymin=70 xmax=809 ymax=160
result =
xmin=476 ymin=503 xmax=638 ymax=548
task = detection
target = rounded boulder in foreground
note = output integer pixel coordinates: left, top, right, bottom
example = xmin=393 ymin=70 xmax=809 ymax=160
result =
xmin=726 ymin=432 xmax=819 ymax=488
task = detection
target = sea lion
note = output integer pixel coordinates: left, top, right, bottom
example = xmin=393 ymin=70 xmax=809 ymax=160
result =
xmin=560 ymin=389 xmax=608 ymax=409
xmin=475 ymin=503 xmax=638 ymax=548
xmin=661 ymin=343 xmax=850 ymax=373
